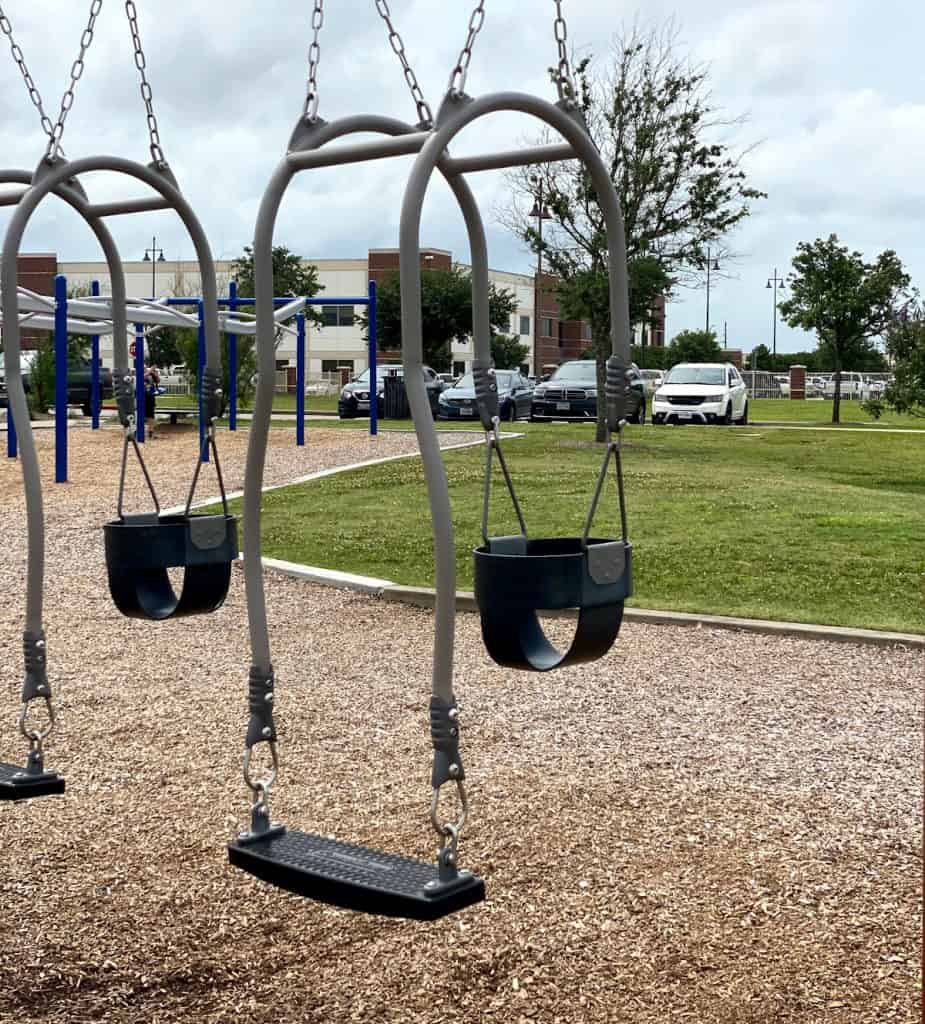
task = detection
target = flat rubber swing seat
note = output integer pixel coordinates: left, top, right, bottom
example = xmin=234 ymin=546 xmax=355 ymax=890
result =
xmin=228 ymin=829 xmax=485 ymax=920
xmin=0 ymin=761 xmax=65 ymax=801
xmin=104 ymin=513 xmax=238 ymax=620
xmin=474 ymin=536 xmax=633 ymax=672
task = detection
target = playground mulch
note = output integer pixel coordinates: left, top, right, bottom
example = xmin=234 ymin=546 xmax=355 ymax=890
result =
xmin=0 ymin=425 xmax=920 ymax=1024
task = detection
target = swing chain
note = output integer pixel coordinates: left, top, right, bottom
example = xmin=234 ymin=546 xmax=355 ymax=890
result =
xmin=0 ymin=4 xmax=56 ymax=142
xmin=373 ymin=0 xmax=433 ymax=128
xmin=303 ymin=0 xmax=325 ymax=122
xmin=124 ymin=0 xmax=167 ymax=167
xmin=448 ymin=0 xmax=486 ymax=96
xmin=40 ymin=0 xmax=105 ymax=162
xmin=551 ymin=0 xmax=577 ymax=103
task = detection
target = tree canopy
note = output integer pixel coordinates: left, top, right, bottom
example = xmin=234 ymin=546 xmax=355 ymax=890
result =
xmin=500 ymin=19 xmax=764 ymax=437
xmin=867 ymin=304 xmax=925 ymax=418
xmin=368 ymin=267 xmax=517 ymax=371
xmin=665 ymin=329 xmax=722 ymax=368
xmin=491 ymin=334 xmax=530 ymax=370
xmin=779 ymin=234 xmax=912 ymax=422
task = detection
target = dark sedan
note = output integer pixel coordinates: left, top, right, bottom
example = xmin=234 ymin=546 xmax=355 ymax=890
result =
xmin=530 ymin=359 xmax=646 ymax=423
xmin=338 ymin=364 xmax=445 ymax=418
xmin=437 ymin=369 xmax=534 ymax=421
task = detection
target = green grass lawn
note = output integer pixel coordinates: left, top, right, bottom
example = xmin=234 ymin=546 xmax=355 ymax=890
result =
xmin=161 ymin=392 xmax=339 ymax=413
xmin=749 ymin=398 xmax=925 ymax=428
xmin=224 ymin=420 xmax=925 ymax=634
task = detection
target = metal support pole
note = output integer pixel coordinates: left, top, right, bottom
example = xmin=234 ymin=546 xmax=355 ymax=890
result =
xmin=7 ymin=394 xmax=17 ymax=458
xmin=198 ymin=299 xmax=208 ymax=462
xmin=228 ymin=280 xmax=238 ymax=431
xmin=90 ymin=280 xmax=101 ymax=429
xmin=134 ymin=322 xmax=145 ymax=443
xmin=54 ymin=274 xmax=68 ymax=483
xmin=368 ymin=279 xmax=377 ymax=437
xmin=296 ymin=311 xmax=306 ymax=447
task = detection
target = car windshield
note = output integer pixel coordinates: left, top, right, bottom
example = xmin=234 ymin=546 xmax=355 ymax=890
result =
xmin=356 ymin=366 xmax=403 ymax=383
xmin=665 ymin=366 xmax=725 ymax=385
xmin=551 ymin=362 xmax=595 ymax=381
xmin=455 ymin=371 xmax=513 ymax=389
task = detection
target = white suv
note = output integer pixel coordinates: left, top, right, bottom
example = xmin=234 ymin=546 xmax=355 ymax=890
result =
xmin=652 ymin=362 xmax=749 ymax=425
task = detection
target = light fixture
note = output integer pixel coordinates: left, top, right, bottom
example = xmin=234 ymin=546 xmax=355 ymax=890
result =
xmin=143 ymin=252 xmax=151 ymax=262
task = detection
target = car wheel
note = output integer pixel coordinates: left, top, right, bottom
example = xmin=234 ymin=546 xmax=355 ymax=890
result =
xmin=81 ymin=402 xmax=92 ymax=417
xmin=636 ymin=401 xmax=646 ymax=426
xmin=721 ymin=402 xmax=733 ymax=425
xmin=739 ymin=401 xmax=748 ymax=425
xmin=505 ymin=402 xmax=517 ymax=423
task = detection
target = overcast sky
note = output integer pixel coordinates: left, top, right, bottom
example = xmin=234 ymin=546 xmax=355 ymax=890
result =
xmin=1 ymin=0 xmax=922 ymax=354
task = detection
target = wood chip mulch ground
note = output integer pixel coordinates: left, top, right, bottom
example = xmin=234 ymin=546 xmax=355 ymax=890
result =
xmin=0 ymin=423 xmax=921 ymax=1024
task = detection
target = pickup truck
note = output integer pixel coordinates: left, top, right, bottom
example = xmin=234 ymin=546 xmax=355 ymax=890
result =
xmin=0 ymin=351 xmax=114 ymax=416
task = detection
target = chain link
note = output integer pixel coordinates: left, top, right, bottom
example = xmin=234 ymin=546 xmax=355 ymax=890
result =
xmin=0 ymin=4 xmax=57 ymax=142
xmin=373 ymin=0 xmax=433 ymax=127
xmin=124 ymin=1 xmax=167 ymax=166
xmin=46 ymin=0 xmax=103 ymax=161
xmin=551 ymin=0 xmax=577 ymax=102
xmin=303 ymin=0 xmax=324 ymax=121
xmin=448 ymin=0 xmax=486 ymax=96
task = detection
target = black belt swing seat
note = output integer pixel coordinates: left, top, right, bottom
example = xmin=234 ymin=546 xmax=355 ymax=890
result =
xmin=471 ymin=359 xmax=633 ymax=673
xmin=103 ymin=382 xmax=238 ymax=622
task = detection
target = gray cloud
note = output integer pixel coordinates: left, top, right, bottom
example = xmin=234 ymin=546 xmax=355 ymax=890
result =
xmin=1 ymin=1 xmax=922 ymax=355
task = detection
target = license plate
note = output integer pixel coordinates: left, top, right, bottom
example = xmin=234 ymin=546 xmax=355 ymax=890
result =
xmin=459 ymin=403 xmax=472 ymax=412
xmin=556 ymin=402 xmax=570 ymax=411
xmin=678 ymin=412 xmax=693 ymax=420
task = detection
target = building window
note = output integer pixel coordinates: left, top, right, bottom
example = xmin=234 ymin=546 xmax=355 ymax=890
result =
xmin=558 ymin=321 xmax=565 ymax=348
xmin=321 ymin=305 xmax=355 ymax=327
xmin=542 ymin=317 xmax=555 ymax=337
xmin=519 ymin=315 xmax=531 ymax=336
xmin=453 ymin=361 xmax=466 ymax=377
xmin=322 ymin=359 xmax=354 ymax=372
xmin=583 ymin=323 xmax=592 ymax=341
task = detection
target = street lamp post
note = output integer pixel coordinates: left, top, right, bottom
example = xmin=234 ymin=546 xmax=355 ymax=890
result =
xmin=142 ymin=236 xmax=166 ymax=298
xmin=529 ymin=174 xmax=552 ymax=375
xmin=766 ymin=268 xmax=786 ymax=357
xmin=704 ymin=246 xmax=720 ymax=335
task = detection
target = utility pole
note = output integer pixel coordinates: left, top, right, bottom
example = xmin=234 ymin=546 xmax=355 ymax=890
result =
xmin=704 ymin=246 xmax=720 ymax=334
xmin=143 ymin=236 xmax=166 ymax=298
xmin=766 ymin=268 xmax=786 ymax=358
xmin=529 ymin=175 xmax=551 ymax=376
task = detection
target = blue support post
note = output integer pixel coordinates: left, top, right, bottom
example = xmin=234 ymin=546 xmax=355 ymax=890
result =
xmin=90 ymin=279 xmax=101 ymax=429
xmin=134 ymin=322 xmax=145 ymax=443
xmin=7 ymin=398 xmax=17 ymax=458
xmin=54 ymin=274 xmax=68 ymax=483
xmin=368 ymin=280 xmax=378 ymax=437
xmin=228 ymin=280 xmax=237 ymax=431
xmin=198 ymin=300 xmax=208 ymax=462
xmin=296 ymin=311 xmax=306 ymax=447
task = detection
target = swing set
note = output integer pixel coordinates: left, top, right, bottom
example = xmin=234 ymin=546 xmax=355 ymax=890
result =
xmin=0 ymin=0 xmax=634 ymax=922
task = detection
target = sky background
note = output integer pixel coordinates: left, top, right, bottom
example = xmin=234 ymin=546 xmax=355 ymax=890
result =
xmin=0 ymin=0 xmax=922 ymax=355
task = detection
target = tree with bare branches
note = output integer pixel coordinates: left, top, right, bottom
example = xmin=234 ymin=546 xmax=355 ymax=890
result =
xmin=499 ymin=20 xmax=764 ymax=439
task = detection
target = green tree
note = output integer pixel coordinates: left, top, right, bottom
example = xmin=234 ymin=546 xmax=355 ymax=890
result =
xmin=750 ymin=343 xmax=772 ymax=370
xmin=491 ymin=334 xmax=530 ymax=369
xmin=501 ymin=20 xmax=764 ymax=438
xmin=630 ymin=344 xmax=669 ymax=370
xmin=232 ymin=245 xmax=324 ymax=321
xmin=666 ymin=329 xmax=722 ymax=367
xmin=866 ymin=304 xmax=925 ymax=418
xmin=779 ymin=235 xmax=912 ymax=422
xmin=368 ymin=267 xmax=517 ymax=371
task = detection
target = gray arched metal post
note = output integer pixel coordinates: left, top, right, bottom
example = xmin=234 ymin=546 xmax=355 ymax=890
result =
xmin=398 ymin=90 xmax=633 ymax=704
xmin=0 ymin=158 xmax=221 ymax=785
xmin=240 ymin=114 xmax=494 ymax=878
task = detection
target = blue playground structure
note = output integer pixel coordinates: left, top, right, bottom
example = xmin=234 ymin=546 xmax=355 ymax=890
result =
xmin=5 ymin=277 xmax=378 ymax=481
